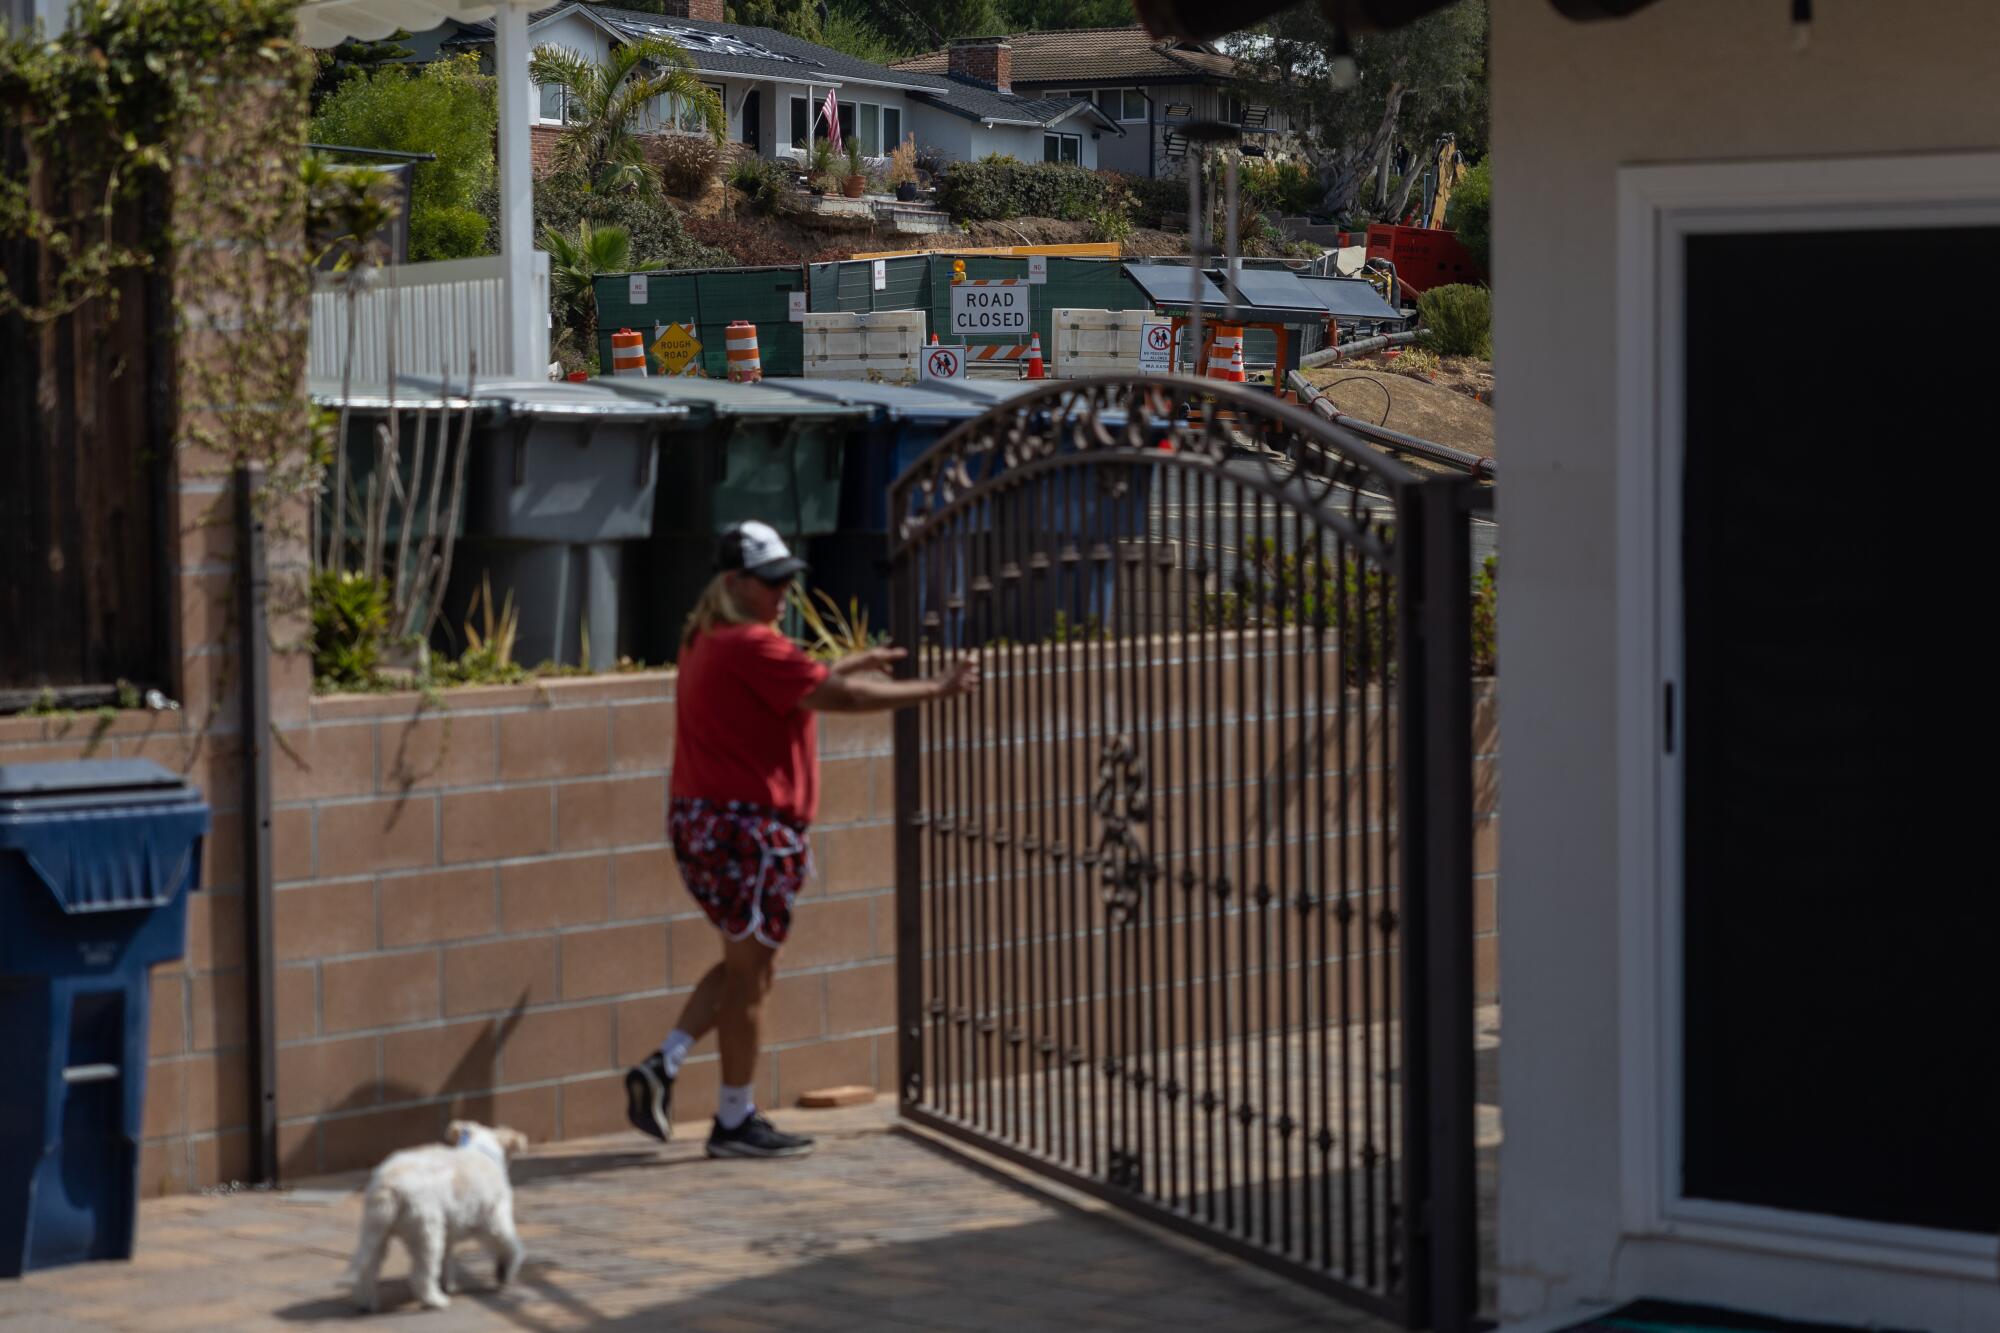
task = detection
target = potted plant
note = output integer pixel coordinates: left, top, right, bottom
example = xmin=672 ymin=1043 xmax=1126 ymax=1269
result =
xmin=807 ymin=137 xmax=835 ymax=195
xmin=887 ymin=134 xmax=920 ymax=202
xmin=841 ymin=138 xmax=867 ymax=198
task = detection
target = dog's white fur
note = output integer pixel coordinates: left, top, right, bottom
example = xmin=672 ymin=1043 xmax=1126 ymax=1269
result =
xmin=342 ymin=1120 xmax=529 ymax=1313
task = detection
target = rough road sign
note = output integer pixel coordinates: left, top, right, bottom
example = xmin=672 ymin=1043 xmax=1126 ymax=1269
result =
xmin=922 ymin=345 xmax=966 ymax=380
xmin=650 ymin=321 xmax=702 ymax=376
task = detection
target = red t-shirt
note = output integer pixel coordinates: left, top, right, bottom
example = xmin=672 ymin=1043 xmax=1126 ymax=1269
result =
xmin=670 ymin=623 xmax=831 ymax=824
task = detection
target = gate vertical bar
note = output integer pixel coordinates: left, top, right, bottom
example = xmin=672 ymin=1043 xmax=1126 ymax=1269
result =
xmin=1398 ymin=476 xmax=1478 ymax=1331
xmin=894 ymin=531 xmax=925 ymax=1113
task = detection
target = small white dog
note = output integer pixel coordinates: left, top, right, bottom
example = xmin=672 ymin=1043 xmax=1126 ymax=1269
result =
xmin=343 ymin=1120 xmax=529 ymax=1313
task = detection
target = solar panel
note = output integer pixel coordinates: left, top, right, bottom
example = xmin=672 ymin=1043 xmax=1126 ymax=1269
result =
xmin=620 ymin=20 xmax=814 ymax=65
xmin=1214 ymin=266 xmax=1328 ymax=316
xmin=1123 ymin=262 xmax=1228 ymax=308
xmin=1298 ymin=276 xmax=1406 ymax=322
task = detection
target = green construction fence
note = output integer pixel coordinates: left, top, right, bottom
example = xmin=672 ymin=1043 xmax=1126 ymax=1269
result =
xmin=593 ymin=265 xmax=808 ymax=378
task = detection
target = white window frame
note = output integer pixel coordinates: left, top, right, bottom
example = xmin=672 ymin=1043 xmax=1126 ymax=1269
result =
xmin=535 ymin=81 xmax=573 ymax=126
xmin=1043 ymin=131 xmax=1081 ymax=164
xmin=1614 ymin=150 xmax=2000 ymax=1282
xmin=1119 ymin=88 xmax=1147 ymax=123
xmin=881 ymin=105 xmax=902 ymax=153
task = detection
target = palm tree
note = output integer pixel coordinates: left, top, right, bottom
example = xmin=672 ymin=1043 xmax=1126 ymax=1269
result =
xmin=529 ymin=38 xmax=725 ymax=199
xmin=542 ymin=219 xmax=631 ymax=354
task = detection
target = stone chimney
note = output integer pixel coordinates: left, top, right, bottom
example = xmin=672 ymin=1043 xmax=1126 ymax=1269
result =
xmin=948 ymin=37 xmax=1013 ymax=94
xmin=651 ymin=0 xmax=724 ymax=22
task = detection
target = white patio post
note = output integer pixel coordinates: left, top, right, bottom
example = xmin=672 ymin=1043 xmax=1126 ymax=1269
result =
xmin=493 ymin=0 xmax=545 ymax=379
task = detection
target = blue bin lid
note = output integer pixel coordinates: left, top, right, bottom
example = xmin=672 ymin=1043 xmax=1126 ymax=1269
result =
xmin=0 ymin=759 xmax=208 ymax=914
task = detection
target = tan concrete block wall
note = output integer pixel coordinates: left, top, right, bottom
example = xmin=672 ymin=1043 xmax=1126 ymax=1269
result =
xmin=0 ymin=658 xmax=1494 ymax=1193
xmin=262 ymin=675 xmax=901 ymax=1177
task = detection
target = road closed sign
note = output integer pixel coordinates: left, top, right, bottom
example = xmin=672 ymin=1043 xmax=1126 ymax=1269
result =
xmin=922 ymin=344 xmax=966 ymax=381
xmin=950 ymin=281 xmax=1029 ymax=337
xmin=1139 ymin=321 xmax=1175 ymax=373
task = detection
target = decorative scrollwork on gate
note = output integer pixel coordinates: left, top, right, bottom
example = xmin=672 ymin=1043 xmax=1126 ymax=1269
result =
xmin=1092 ymin=735 xmax=1154 ymax=925
xmin=888 ymin=374 xmax=1413 ymax=560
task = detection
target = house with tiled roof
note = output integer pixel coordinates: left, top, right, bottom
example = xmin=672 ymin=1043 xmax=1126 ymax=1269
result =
xmin=448 ymin=1 xmax=1121 ymax=173
xmin=894 ymin=28 xmax=1289 ymax=178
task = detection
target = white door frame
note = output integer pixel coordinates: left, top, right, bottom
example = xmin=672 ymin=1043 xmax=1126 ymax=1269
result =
xmin=1614 ymin=150 xmax=2000 ymax=1279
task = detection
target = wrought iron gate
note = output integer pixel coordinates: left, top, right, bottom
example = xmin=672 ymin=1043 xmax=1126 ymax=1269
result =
xmin=887 ymin=377 xmax=1481 ymax=1330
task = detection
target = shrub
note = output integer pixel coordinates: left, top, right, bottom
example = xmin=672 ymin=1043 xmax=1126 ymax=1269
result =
xmin=652 ymin=134 xmax=722 ymax=198
xmin=533 ymin=171 xmax=732 ymax=270
xmin=311 ymin=570 xmax=391 ymax=691
xmin=1417 ymin=283 xmax=1492 ymax=358
xmin=937 ymin=159 xmax=1109 ymax=223
xmin=1104 ymin=171 xmax=1192 ymax=230
xmin=409 ymin=206 xmax=490 ymax=263
xmin=1086 ymin=204 xmax=1133 ymax=245
xmin=727 ymin=155 xmax=793 ymax=213
xmin=1471 ymin=554 xmax=1497 ymax=676
xmin=310 ymin=53 xmax=496 ymax=261
xmin=1240 ymin=159 xmax=1321 ymax=217
xmin=1449 ymin=159 xmax=1491 ymax=271
xmin=886 ymin=135 xmax=918 ymax=188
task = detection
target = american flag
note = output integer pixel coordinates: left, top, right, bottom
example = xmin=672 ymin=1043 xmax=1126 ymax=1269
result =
xmin=819 ymin=87 xmax=841 ymax=152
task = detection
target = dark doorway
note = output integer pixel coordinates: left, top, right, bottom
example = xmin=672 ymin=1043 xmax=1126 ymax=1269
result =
xmin=741 ymin=90 xmax=760 ymax=153
xmin=1679 ymin=224 xmax=2000 ymax=1235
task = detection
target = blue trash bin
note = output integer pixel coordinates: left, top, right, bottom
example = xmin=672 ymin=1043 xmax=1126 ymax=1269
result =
xmin=0 ymin=759 xmax=209 ymax=1277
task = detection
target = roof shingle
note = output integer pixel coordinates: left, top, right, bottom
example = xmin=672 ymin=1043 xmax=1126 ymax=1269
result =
xmin=892 ymin=27 xmax=1242 ymax=85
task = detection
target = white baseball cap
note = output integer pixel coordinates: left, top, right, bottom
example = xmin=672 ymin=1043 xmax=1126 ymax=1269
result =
xmin=716 ymin=520 xmax=808 ymax=581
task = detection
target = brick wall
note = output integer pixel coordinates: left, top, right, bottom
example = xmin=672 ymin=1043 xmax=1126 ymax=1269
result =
xmin=530 ymin=124 xmax=566 ymax=177
xmin=0 ymin=663 xmax=1495 ymax=1193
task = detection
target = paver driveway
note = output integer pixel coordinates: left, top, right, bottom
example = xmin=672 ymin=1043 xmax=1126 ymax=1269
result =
xmin=0 ymin=1098 xmax=1400 ymax=1331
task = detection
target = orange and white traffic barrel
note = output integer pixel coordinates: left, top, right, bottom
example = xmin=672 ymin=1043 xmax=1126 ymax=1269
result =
xmin=1205 ymin=324 xmax=1243 ymax=380
xmin=725 ymin=320 xmax=762 ymax=383
xmin=610 ymin=328 xmax=646 ymax=377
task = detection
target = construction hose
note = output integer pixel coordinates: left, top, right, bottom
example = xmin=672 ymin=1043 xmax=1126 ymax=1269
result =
xmin=1299 ymin=329 xmax=1426 ymax=371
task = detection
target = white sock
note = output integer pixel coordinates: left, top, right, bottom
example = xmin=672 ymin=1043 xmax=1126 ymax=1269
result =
xmin=717 ymin=1083 xmax=754 ymax=1131
xmin=659 ymin=1030 xmax=694 ymax=1078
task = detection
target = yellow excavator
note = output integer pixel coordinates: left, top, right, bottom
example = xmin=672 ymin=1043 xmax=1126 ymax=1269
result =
xmin=1418 ymin=132 xmax=1468 ymax=232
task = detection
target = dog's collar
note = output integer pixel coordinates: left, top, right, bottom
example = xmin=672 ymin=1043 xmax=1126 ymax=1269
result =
xmin=456 ymin=1131 xmax=507 ymax=1168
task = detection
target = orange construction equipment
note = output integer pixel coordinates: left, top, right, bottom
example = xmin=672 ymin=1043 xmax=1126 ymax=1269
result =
xmin=610 ymin=328 xmax=646 ymax=377
xmin=725 ymin=320 xmax=762 ymax=383
xmin=1025 ymin=331 xmax=1045 ymax=379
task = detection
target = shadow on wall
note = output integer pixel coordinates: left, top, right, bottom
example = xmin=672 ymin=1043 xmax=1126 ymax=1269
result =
xmin=279 ymin=995 xmax=534 ymax=1182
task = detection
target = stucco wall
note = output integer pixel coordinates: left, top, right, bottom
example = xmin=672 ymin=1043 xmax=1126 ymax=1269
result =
xmin=1491 ymin=2 xmax=2000 ymax=1328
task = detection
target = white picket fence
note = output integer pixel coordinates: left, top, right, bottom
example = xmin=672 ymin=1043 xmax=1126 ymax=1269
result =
xmin=308 ymin=253 xmax=550 ymax=384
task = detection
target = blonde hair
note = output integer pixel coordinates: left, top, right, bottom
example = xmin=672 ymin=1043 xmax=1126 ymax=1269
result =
xmin=680 ymin=572 xmax=755 ymax=651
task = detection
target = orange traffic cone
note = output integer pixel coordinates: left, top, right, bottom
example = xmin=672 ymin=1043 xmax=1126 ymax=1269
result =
xmin=1228 ymin=342 xmax=1247 ymax=384
xmin=929 ymin=332 xmax=939 ymax=345
xmin=1025 ymin=331 xmax=1044 ymax=380
xmin=610 ymin=328 xmax=646 ymax=377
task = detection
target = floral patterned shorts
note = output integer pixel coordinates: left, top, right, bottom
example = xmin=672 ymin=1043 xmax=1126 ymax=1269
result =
xmin=668 ymin=798 xmax=813 ymax=948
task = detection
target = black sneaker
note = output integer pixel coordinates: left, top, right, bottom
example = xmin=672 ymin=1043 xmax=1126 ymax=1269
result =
xmin=624 ymin=1052 xmax=673 ymax=1142
xmin=705 ymin=1112 xmax=815 ymax=1159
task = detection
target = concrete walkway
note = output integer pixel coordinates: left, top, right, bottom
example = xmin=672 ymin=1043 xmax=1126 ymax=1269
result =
xmin=0 ymin=1099 xmax=1399 ymax=1332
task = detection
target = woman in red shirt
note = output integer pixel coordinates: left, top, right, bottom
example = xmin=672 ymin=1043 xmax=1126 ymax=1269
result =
xmin=626 ymin=521 xmax=977 ymax=1158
